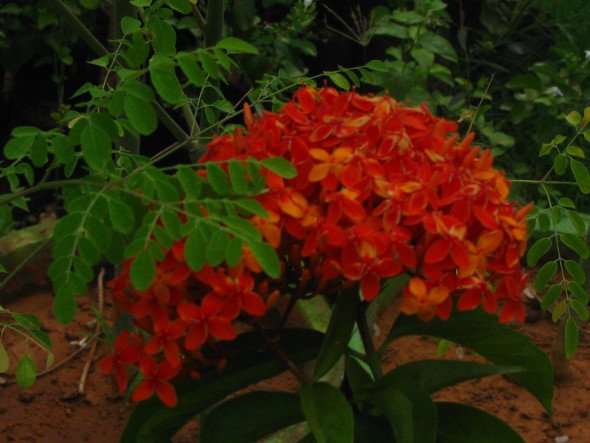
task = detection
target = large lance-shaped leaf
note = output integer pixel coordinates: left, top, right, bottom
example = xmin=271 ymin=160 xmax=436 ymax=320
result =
xmin=200 ymin=391 xmax=304 ymax=443
xmin=382 ymin=360 xmax=524 ymax=394
xmin=436 ymin=402 xmax=524 ymax=443
xmin=373 ymin=374 xmax=437 ymax=443
xmin=384 ymin=309 xmax=553 ymax=412
xmin=314 ymin=288 xmax=359 ymax=379
xmin=121 ymin=329 xmax=323 ymax=442
xmin=300 ymin=382 xmax=354 ymax=443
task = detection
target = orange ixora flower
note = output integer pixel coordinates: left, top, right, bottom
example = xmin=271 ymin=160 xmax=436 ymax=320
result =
xmin=103 ymin=86 xmax=530 ymax=406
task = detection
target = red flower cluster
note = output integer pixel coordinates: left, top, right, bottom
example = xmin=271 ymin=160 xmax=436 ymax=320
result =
xmin=102 ymin=86 xmax=530 ymax=406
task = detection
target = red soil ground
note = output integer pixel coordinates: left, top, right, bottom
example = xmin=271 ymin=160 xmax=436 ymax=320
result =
xmin=1 ymin=290 xmax=588 ymax=442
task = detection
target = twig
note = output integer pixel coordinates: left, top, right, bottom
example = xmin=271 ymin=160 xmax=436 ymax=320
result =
xmin=1 ymin=343 xmax=91 ymax=386
xmin=251 ymin=321 xmax=310 ymax=383
xmin=78 ymin=268 xmax=105 ymax=394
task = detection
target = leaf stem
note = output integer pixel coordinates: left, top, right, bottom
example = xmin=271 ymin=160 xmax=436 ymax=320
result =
xmin=251 ymin=320 xmax=311 ymax=383
xmin=356 ymin=303 xmax=382 ymax=380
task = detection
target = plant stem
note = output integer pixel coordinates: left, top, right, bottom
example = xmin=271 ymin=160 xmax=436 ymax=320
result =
xmin=199 ymin=0 xmax=224 ymax=142
xmin=356 ymin=303 xmax=382 ymax=380
xmin=204 ymin=0 xmax=224 ymax=47
xmin=251 ymin=320 xmax=311 ymax=383
xmin=0 ymin=239 xmax=52 ymax=294
xmin=511 ymin=179 xmax=578 ymax=186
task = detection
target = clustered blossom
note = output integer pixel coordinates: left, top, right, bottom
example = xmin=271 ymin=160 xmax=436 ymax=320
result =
xmin=102 ymin=86 xmax=531 ymax=406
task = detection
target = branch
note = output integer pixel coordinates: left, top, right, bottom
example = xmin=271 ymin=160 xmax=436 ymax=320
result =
xmin=47 ymin=0 xmax=193 ymax=148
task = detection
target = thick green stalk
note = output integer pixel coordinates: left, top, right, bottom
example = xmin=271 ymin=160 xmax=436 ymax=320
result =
xmin=204 ymin=0 xmax=224 ymax=47
xmin=47 ymin=0 xmax=192 ymax=147
xmin=197 ymin=0 xmax=225 ymax=152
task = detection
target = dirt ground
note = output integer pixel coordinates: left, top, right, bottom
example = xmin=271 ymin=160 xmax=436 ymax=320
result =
xmin=0 ymin=290 xmax=588 ymax=442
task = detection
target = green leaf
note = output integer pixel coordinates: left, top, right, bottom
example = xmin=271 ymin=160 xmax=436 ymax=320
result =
xmin=564 ymin=260 xmax=585 ymax=285
xmin=53 ymin=283 xmax=77 ymax=324
xmin=566 ymin=210 xmax=587 ymax=237
xmin=30 ymin=135 xmax=48 ymax=167
xmin=570 ymin=159 xmax=590 ymax=194
xmin=148 ymin=18 xmax=177 ymax=56
xmin=207 ymin=163 xmax=231 ymax=195
xmin=124 ymin=95 xmax=158 ymax=135
xmin=16 ymin=354 xmax=37 ymax=388
xmin=30 ymin=328 xmax=51 ymax=349
xmin=410 ymin=48 xmax=434 ymax=69
xmin=534 ymin=261 xmax=557 ymax=292
xmin=373 ymin=374 xmax=437 ymax=443
xmin=11 ymin=312 xmax=41 ymax=330
xmin=185 ymin=228 xmax=207 ymax=271
xmin=417 ymin=32 xmax=457 ymax=62
xmin=121 ymin=329 xmax=323 ymax=442
xmin=565 ymin=145 xmax=585 ymax=158
xmin=222 ymin=216 xmax=261 ymax=241
xmin=201 ymin=392 xmax=303 ymax=443
xmin=177 ymin=52 xmax=207 ymax=86
xmin=176 ymin=166 xmax=202 ymax=199
xmin=4 ymin=136 xmax=34 ymax=159
xmin=0 ymin=342 xmax=9 ymax=373
xmin=248 ymin=241 xmax=280 ymax=278
xmin=225 ymin=237 xmax=243 ymax=267
xmin=206 ymin=229 xmax=230 ymax=266
xmin=526 ymin=237 xmax=552 ymax=266
xmin=436 ymin=403 xmax=523 ymax=443
xmin=365 ymin=60 xmax=389 ymax=72
xmin=326 ymin=72 xmax=350 ymax=90
xmin=541 ymin=284 xmax=562 ymax=310
xmin=261 ymin=157 xmax=297 ymax=179
xmin=383 ymin=360 xmax=523 ymax=395
xmin=300 ymin=382 xmax=354 ymax=443
xmin=11 ymin=126 xmax=41 ymax=137
xmin=537 ymin=212 xmax=550 ymax=232
xmin=161 ymin=211 xmax=182 ymax=241
xmin=568 ymin=281 xmax=589 ymax=304
xmin=560 ymin=233 xmax=589 ymax=259
xmin=215 ymin=37 xmax=259 ymax=55
xmin=234 ymin=199 xmax=268 ymax=217
xmin=123 ymin=79 xmax=156 ymax=102
xmin=345 ymin=356 xmax=374 ymax=401
xmin=130 ymin=250 xmax=156 ymax=291
xmin=384 ymin=309 xmax=554 ymax=412
xmin=314 ymin=288 xmax=359 ymax=379
xmin=164 ymin=0 xmax=191 ymax=14
xmin=228 ymin=160 xmax=249 ymax=195
xmin=553 ymin=154 xmax=567 ymax=175
xmin=539 ymin=143 xmax=553 ymax=157
xmin=81 ymin=120 xmax=111 ymax=170
xmin=108 ymin=199 xmax=135 ymax=234
xmin=198 ymin=50 xmax=221 ymax=79
xmin=121 ymin=17 xmax=142 ymax=35
xmin=559 ymin=197 xmax=575 ymax=209
xmin=565 ymin=317 xmax=579 ymax=360
xmin=565 ymin=111 xmax=581 ymax=126
xmin=149 ymin=55 xmax=184 ymax=105
xmin=570 ymin=299 xmax=589 ymax=321
xmin=552 ymin=300 xmax=567 ymax=322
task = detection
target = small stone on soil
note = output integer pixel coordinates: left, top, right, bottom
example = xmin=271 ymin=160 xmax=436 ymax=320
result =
xmin=18 ymin=392 xmax=35 ymax=403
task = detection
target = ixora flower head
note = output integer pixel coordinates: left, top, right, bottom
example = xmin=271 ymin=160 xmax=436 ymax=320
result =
xmin=103 ymin=86 xmax=531 ymax=406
